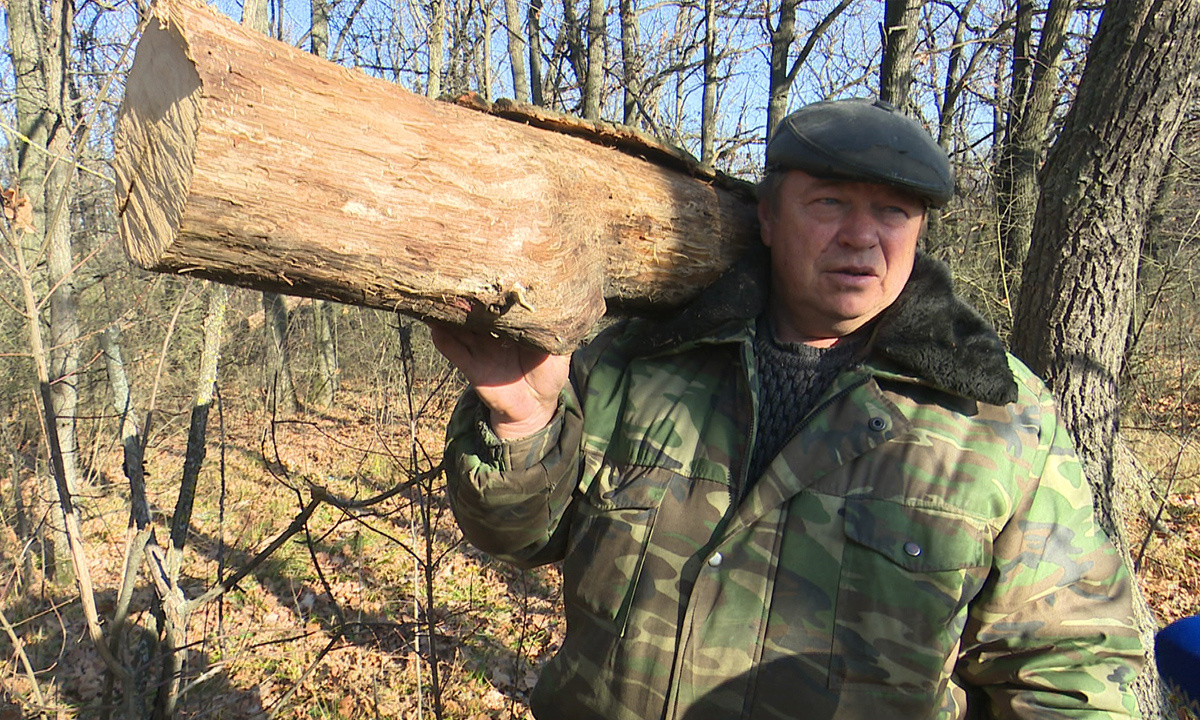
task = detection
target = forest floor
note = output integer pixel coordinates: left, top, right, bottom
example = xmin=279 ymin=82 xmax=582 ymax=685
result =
xmin=1 ymin=362 xmax=1198 ymax=719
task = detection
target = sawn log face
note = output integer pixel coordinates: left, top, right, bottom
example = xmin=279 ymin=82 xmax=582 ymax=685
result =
xmin=114 ymin=0 xmax=759 ymax=353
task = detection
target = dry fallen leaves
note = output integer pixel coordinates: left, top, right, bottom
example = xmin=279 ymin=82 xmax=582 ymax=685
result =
xmin=0 ymin=187 xmax=35 ymax=234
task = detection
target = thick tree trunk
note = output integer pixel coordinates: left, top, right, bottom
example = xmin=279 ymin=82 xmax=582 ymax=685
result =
xmin=113 ymin=0 xmax=758 ymax=353
xmin=44 ymin=0 xmax=82 ymax=494
xmin=9 ymin=0 xmax=81 ymax=579
xmin=528 ymin=0 xmax=545 ymax=106
xmin=504 ymin=0 xmax=530 ymax=103
xmin=764 ymin=0 xmax=852 ymax=143
xmin=619 ymin=0 xmax=638 ymax=125
xmin=878 ymin=0 xmax=921 ymax=109
xmin=765 ymin=0 xmax=798 ymax=140
xmin=583 ymin=0 xmax=604 ymax=119
xmin=310 ymin=0 xmax=329 ymax=57
xmin=1010 ymin=1 xmax=1200 ymax=715
xmin=427 ymin=0 xmax=446 ymax=98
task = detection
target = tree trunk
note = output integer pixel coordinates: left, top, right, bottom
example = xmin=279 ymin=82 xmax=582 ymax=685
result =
xmin=935 ymin=0 xmax=979 ymax=151
xmin=170 ymin=283 xmax=225 ymax=575
xmin=529 ymin=0 xmax=545 ymax=105
xmin=925 ymin=0 xmax=981 ymax=256
xmin=240 ymin=0 xmax=268 ymax=31
xmin=100 ymin=328 xmax=148 ymax=531
xmin=477 ymin=0 xmax=494 ymax=99
xmin=563 ymin=0 xmax=588 ymax=113
xmin=309 ymin=0 xmax=339 ymax=407
xmin=583 ymin=0 xmax=605 ymax=119
xmin=99 ymin=326 xmax=153 ymax=713
xmin=262 ymin=291 xmax=299 ymax=415
xmin=242 ymin=0 xmax=297 ymax=422
xmin=619 ymin=0 xmax=638 ymax=125
xmin=427 ymin=0 xmax=446 ymax=98
xmin=1010 ymin=1 xmax=1200 ymax=715
xmin=765 ymin=0 xmax=852 ymax=142
xmin=45 ymin=0 xmax=83 ymax=494
xmin=312 ymin=299 xmax=339 ymax=407
xmin=113 ymin=0 xmax=758 ymax=353
xmin=504 ymin=0 xmax=530 ymax=102
xmin=8 ymin=0 xmax=81 ymax=580
xmin=878 ymin=0 xmax=921 ymax=109
xmin=766 ymin=0 xmax=798 ymax=140
xmin=700 ymin=0 xmax=717 ymax=165
xmin=994 ymin=0 xmax=1075 ymax=276
xmin=310 ymin=0 xmax=329 ymax=57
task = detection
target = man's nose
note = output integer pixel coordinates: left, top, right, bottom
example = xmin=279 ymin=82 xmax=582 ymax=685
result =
xmin=835 ymin=206 xmax=878 ymax=248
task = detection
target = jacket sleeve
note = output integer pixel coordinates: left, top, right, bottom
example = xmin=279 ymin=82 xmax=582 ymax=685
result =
xmin=443 ymin=378 xmax=586 ymax=569
xmin=958 ymin=378 xmax=1146 ymax=718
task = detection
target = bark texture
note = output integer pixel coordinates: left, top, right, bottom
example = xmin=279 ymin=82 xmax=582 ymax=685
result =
xmin=879 ymin=0 xmax=921 ymax=109
xmin=503 ymin=0 xmax=530 ymax=103
xmin=994 ymin=0 xmax=1074 ymax=274
xmin=1010 ymin=1 xmax=1200 ymax=714
xmin=114 ymin=0 xmax=757 ymax=353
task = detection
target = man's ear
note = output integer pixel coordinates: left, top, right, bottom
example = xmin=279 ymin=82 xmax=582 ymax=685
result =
xmin=758 ymin=202 xmax=774 ymax=248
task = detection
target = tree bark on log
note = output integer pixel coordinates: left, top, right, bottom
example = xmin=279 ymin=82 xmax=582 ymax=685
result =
xmin=114 ymin=0 xmax=758 ymax=353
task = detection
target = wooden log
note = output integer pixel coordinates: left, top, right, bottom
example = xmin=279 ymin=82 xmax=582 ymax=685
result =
xmin=114 ymin=0 xmax=759 ymax=353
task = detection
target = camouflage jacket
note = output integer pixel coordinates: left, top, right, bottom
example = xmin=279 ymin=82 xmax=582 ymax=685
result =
xmin=445 ymin=253 xmax=1144 ymax=720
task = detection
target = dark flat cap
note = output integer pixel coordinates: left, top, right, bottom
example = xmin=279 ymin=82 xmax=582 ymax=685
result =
xmin=766 ymin=98 xmax=954 ymax=207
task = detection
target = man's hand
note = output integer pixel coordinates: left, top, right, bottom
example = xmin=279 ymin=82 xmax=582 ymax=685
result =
xmin=430 ymin=324 xmax=571 ymax=440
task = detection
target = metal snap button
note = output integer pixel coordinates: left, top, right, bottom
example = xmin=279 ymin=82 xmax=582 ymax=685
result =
xmin=869 ymin=416 xmax=887 ymax=432
xmin=903 ymin=541 xmax=922 ymax=557
xmin=708 ymin=552 xmax=723 ymax=568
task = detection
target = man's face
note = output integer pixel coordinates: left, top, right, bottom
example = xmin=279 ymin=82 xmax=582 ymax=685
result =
xmin=759 ymin=170 xmax=926 ymax=346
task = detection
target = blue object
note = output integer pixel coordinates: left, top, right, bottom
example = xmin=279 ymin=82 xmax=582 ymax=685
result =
xmin=1157 ymin=615 xmax=1200 ymax=714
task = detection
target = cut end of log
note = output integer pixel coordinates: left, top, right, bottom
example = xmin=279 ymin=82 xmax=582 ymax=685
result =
xmin=113 ymin=0 xmax=758 ymax=354
xmin=114 ymin=12 xmax=201 ymax=270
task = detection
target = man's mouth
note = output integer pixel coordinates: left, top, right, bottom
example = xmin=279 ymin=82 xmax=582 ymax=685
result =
xmin=830 ymin=266 xmax=877 ymax=278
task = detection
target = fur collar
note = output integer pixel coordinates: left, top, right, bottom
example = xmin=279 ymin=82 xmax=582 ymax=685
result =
xmin=629 ymin=247 xmax=1018 ymax=406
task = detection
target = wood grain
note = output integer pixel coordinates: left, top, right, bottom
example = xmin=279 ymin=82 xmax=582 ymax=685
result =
xmin=114 ymin=0 xmax=759 ymax=352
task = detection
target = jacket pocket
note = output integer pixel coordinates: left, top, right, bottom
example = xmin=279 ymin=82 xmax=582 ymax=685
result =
xmin=831 ymin=498 xmax=991 ymax=691
xmin=562 ymin=464 xmax=663 ymax=636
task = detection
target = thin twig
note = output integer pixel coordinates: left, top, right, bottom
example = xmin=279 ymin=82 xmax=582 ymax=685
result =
xmin=186 ymin=497 xmax=323 ymax=614
xmin=0 ymin=603 xmax=47 ymax=712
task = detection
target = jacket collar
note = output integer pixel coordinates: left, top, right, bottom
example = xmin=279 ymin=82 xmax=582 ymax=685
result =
xmin=629 ymin=246 xmax=1018 ymax=406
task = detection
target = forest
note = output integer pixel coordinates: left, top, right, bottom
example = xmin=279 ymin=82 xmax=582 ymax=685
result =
xmin=2 ymin=0 xmax=1200 ymax=717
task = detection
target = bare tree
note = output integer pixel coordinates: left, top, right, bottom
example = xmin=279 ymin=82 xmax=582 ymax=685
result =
xmin=583 ymin=0 xmax=606 ymax=118
xmin=504 ymin=0 xmax=531 ymax=102
xmin=428 ymin=0 xmax=447 ymax=97
xmin=530 ymin=0 xmax=546 ymax=105
xmin=765 ymin=0 xmax=853 ymax=141
xmin=7 ymin=0 xmax=84 ymax=582
xmin=994 ymin=0 xmax=1076 ymax=275
xmin=1011 ymin=1 xmax=1200 ymax=714
xmin=619 ymin=0 xmax=640 ymax=124
xmin=240 ymin=0 xmax=300 ymax=417
xmin=311 ymin=0 xmax=330 ymax=57
xmin=700 ymin=0 xmax=718 ymax=164
xmin=310 ymin=0 xmax=341 ymax=408
xmin=879 ymin=0 xmax=922 ymax=108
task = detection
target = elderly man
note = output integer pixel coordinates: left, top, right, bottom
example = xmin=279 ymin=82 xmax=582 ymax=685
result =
xmin=433 ymin=98 xmax=1144 ymax=720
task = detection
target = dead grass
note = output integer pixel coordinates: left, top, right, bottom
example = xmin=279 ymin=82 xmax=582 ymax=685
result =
xmin=3 ymin=325 xmax=1200 ymax=718
xmin=0 ymin=373 xmax=563 ymax=719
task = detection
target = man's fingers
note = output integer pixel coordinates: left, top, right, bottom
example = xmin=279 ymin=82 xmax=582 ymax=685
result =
xmin=429 ymin=324 xmax=472 ymax=366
